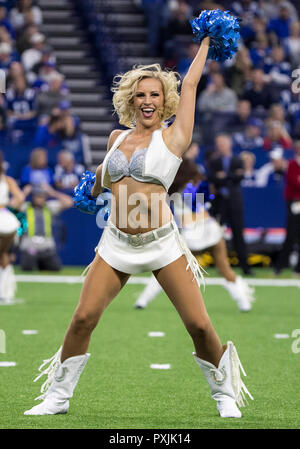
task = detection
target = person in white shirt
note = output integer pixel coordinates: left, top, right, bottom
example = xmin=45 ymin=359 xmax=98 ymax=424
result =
xmin=255 ymin=146 xmax=288 ymax=187
xmin=9 ymin=0 xmax=43 ymax=31
xmin=21 ymin=32 xmax=46 ymax=73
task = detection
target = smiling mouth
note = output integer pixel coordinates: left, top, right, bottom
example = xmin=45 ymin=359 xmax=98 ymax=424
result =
xmin=141 ymin=108 xmax=155 ymax=119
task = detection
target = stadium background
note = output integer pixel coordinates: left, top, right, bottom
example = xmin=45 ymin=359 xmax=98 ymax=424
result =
xmin=1 ymin=0 xmax=300 ymax=432
xmin=1 ymin=0 xmax=300 ymax=268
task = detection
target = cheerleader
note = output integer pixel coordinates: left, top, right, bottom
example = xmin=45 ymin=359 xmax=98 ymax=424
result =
xmin=25 ymin=11 xmax=253 ymax=419
xmin=134 ymin=159 xmax=255 ymax=312
xmin=0 ymin=151 xmax=24 ymax=304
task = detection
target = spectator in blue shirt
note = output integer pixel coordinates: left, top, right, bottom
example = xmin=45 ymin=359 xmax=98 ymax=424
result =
xmin=33 ymin=108 xmax=66 ymax=165
xmin=242 ymin=67 xmax=279 ymax=114
xmin=6 ymin=73 xmax=37 ymax=143
xmin=177 ymin=42 xmax=200 ymax=77
xmin=0 ymin=1 xmax=15 ymax=40
xmin=20 ymin=147 xmax=54 ymax=188
xmin=267 ymin=3 xmax=292 ymax=41
xmin=0 ymin=93 xmax=6 ymax=136
xmin=31 ymin=61 xmax=57 ymax=92
xmin=231 ymin=0 xmax=262 ymax=43
xmin=54 ymin=149 xmax=85 ymax=194
xmin=6 ymin=74 xmax=36 ymax=122
xmin=233 ymin=117 xmax=264 ymax=151
xmin=264 ymin=45 xmax=291 ymax=88
xmin=33 ymin=103 xmax=83 ymax=166
xmin=249 ymin=32 xmax=271 ymax=69
xmin=0 ymin=26 xmax=18 ymax=63
xmin=226 ymin=99 xmax=254 ymax=134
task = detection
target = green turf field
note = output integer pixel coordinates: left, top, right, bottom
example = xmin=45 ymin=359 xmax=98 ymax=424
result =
xmin=0 ymin=267 xmax=299 ymax=429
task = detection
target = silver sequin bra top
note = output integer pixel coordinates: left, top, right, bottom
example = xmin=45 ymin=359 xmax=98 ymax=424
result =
xmin=107 ymin=148 xmax=162 ymax=185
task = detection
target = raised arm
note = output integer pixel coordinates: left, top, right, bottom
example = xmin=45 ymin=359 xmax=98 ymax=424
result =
xmin=164 ymin=36 xmax=210 ymax=157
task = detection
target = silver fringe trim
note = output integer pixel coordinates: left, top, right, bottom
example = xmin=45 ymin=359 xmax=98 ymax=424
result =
xmin=174 ymin=227 xmax=207 ymax=289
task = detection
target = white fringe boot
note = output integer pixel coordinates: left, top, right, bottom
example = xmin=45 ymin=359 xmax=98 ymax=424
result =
xmin=193 ymin=341 xmax=253 ymax=418
xmin=24 ymin=347 xmax=90 ymax=415
xmin=134 ymin=275 xmax=163 ymax=309
xmin=223 ymin=276 xmax=255 ymax=312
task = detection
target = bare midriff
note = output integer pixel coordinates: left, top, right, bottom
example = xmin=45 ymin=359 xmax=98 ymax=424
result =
xmin=110 ymin=177 xmax=173 ymax=234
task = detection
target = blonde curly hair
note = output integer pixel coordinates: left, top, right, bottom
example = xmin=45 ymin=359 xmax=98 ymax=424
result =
xmin=111 ymin=63 xmax=181 ymax=128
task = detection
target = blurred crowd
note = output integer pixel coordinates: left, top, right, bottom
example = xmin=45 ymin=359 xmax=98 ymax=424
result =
xmin=1 ymin=0 xmax=300 ymax=272
xmin=0 ymin=0 xmax=88 ymax=199
xmin=2 ymin=0 xmax=299 ymax=196
xmin=140 ymin=0 xmax=300 ymax=189
xmin=0 ymin=1 xmax=90 ymax=271
xmin=137 ymin=0 xmax=300 ymax=274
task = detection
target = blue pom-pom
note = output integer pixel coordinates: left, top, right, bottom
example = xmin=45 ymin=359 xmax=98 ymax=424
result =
xmin=190 ymin=9 xmax=241 ymax=62
xmin=73 ymin=171 xmax=101 ymax=215
xmin=7 ymin=207 xmax=28 ymax=236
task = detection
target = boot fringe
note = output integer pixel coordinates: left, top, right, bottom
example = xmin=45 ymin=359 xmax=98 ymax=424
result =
xmin=33 ymin=347 xmax=62 ymax=401
xmin=229 ymin=342 xmax=254 ymax=407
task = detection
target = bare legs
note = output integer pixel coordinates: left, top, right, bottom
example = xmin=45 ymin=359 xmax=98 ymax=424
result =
xmin=61 ymin=255 xmax=130 ymax=362
xmin=61 ymin=252 xmax=224 ymax=368
xmin=0 ymin=233 xmax=15 ymax=268
xmin=154 ymin=255 xmax=224 ymax=367
xmin=211 ymin=239 xmax=236 ymax=283
xmin=25 ymin=253 xmax=244 ymax=416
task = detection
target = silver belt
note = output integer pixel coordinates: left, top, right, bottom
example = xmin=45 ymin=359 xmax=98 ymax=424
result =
xmin=108 ymin=221 xmax=176 ymax=247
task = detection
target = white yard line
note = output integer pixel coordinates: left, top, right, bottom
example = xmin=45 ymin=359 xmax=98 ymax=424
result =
xmin=150 ymin=364 xmax=171 ymax=370
xmin=15 ymin=275 xmax=151 ymax=284
xmin=15 ymin=275 xmax=300 ymax=288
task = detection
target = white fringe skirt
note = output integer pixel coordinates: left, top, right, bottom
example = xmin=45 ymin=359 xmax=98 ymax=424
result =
xmin=0 ymin=207 xmax=20 ymax=235
xmin=97 ymin=218 xmax=204 ymax=286
xmin=181 ymin=216 xmax=224 ymax=252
